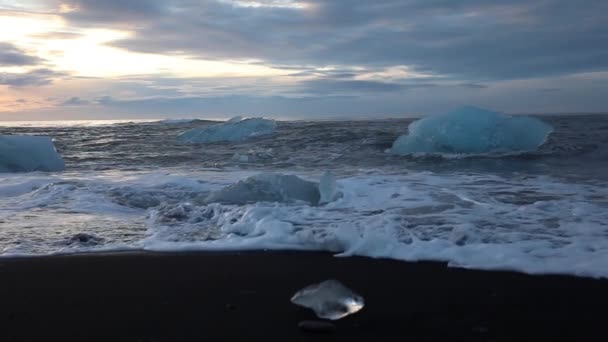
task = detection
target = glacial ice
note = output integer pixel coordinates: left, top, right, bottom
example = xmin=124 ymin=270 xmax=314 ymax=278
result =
xmin=205 ymin=172 xmax=341 ymax=206
xmin=177 ymin=117 xmax=276 ymax=143
xmin=319 ymin=171 xmax=340 ymax=204
xmin=206 ymin=173 xmax=320 ymax=205
xmin=291 ymin=280 xmax=365 ymax=320
xmin=0 ymin=135 xmax=65 ymax=173
xmin=391 ymin=106 xmax=553 ymax=154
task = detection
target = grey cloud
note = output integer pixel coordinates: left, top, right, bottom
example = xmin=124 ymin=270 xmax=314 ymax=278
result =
xmin=289 ymin=71 xmax=356 ymax=78
xmin=56 ymin=0 xmax=608 ymax=81
xmin=61 ymin=96 xmax=89 ymax=105
xmin=95 ymin=96 xmax=115 ymax=104
xmin=60 ymin=0 xmax=165 ymax=25
xmin=0 ymin=43 xmax=44 ymax=66
xmin=298 ymin=79 xmax=434 ymax=95
xmin=5 ymin=71 xmax=608 ymax=120
xmin=459 ymin=83 xmax=488 ymax=89
xmin=0 ymin=69 xmax=65 ymax=87
xmin=94 ymin=94 xmax=403 ymax=118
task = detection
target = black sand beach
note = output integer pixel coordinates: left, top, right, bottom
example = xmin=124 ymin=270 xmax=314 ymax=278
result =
xmin=1 ymin=251 xmax=606 ymax=341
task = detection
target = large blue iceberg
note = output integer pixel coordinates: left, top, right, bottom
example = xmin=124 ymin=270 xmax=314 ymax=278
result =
xmin=390 ymin=107 xmax=553 ymax=155
xmin=0 ymin=135 xmax=65 ymax=173
xmin=177 ymin=117 xmax=276 ymax=144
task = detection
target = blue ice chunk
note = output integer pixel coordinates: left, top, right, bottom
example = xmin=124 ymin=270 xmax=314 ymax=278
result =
xmin=0 ymin=135 xmax=65 ymax=173
xmin=391 ymin=106 xmax=553 ymax=154
xmin=177 ymin=117 xmax=276 ymax=143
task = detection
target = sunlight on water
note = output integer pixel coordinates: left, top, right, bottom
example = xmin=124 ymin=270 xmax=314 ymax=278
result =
xmin=0 ymin=119 xmax=158 ymax=127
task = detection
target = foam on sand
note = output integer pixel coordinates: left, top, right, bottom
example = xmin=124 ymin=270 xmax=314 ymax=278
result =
xmin=177 ymin=117 xmax=276 ymax=143
xmin=391 ymin=106 xmax=553 ymax=155
xmin=0 ymin=135 xmax=65 ymax=173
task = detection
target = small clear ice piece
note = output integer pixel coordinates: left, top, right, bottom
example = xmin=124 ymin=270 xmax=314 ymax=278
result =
xmin=291 ymin=280 xmax=364 ymax=320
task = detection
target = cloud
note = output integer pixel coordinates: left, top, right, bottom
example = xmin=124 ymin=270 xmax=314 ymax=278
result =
xmin=459 ymin=83 xmax=488 ymax=89
xmin=0 ymin=69 xmax=66 ymax=87
xmin=0 ymin=43 xmax=45 ymax=66
xmin=55 ymin=0 xmax=608 ymax=81
xmin=297 ymin=79 xmax=436 ymax=95
xmin=61 ymin=96 xmax=89 ymax=105
xmin=28 ymin=31 xmax=83 ymax=40
xmin=60 ymin=0 xmax=166 ymax=25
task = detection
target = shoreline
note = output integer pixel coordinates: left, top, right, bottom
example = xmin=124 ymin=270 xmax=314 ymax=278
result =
xmin=1 ymin=250 xmax=607 ymax=341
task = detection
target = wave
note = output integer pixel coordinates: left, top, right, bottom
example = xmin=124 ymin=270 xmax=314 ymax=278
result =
xmin=177 ymin=117 xmax=276 ymax=144
xmin=2 ymin=170 xmax=607 ymax=278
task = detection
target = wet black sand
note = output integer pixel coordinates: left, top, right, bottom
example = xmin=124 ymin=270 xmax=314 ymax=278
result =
xmin=1 ymin=251 xmax=606 ymax=341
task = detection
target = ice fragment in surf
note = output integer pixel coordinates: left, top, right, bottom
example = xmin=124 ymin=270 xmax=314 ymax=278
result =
xmin=291 ymin=280 xmax=364 ymax=320
xmin=319 ymin=171 xmax=341 ymax=204
xmin=177 ymin=117 xmax=276 ymax=143
xmin=390 ymin=106 xmax=553 ymax=154
xmin=206 ymin=173 xmax=321 ymax=205
xmin=0 ymin=135 xmax=65 ymax=173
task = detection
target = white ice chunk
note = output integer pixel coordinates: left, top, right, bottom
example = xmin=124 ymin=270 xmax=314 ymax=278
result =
xmin=291 ymin=280 xmax=364 ymax=320
xmin=391 ymin=106 xmax=553 ymax=154
xmin=0 ymin=135 xmax=65 ymax=173
xmin=319 ymin=171 xmax=341 ymax=204
xmin=177 ymin=117 xmax=276 ymax=143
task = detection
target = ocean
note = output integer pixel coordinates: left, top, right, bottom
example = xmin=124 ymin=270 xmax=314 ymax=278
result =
xmin=1 ymin=114 xmax=607 ymax=277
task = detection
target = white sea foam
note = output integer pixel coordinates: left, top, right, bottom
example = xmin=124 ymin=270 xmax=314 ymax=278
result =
xmin=1 ymin=169 xmax=607 ymax=278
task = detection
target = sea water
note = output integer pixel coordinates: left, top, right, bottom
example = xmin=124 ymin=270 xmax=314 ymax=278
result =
xmin=0 ymin=113 xmax=607 ymax=278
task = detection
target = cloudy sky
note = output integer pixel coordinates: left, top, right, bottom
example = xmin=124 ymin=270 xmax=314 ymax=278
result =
xmin=0 ymin=0 xmax=607 ymax=120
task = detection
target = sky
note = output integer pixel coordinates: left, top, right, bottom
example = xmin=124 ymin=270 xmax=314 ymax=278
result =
xmin=0 ymin=0 xmax=607 ymax=120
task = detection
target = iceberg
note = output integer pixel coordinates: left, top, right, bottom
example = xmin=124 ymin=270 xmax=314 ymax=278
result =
xmin=0 ymin=135 xmax=65 ymax=173
xmin=177 ymin=117 xmax=276 ymax=143
xmin=390 ymin=106 xmax=553 ymax=155
xmin=205 ymin=172 xmax=340 ymax=206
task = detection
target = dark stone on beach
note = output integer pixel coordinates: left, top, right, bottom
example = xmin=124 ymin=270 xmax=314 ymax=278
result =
xmin=298 ymin=320 xmax=336 ymax=333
